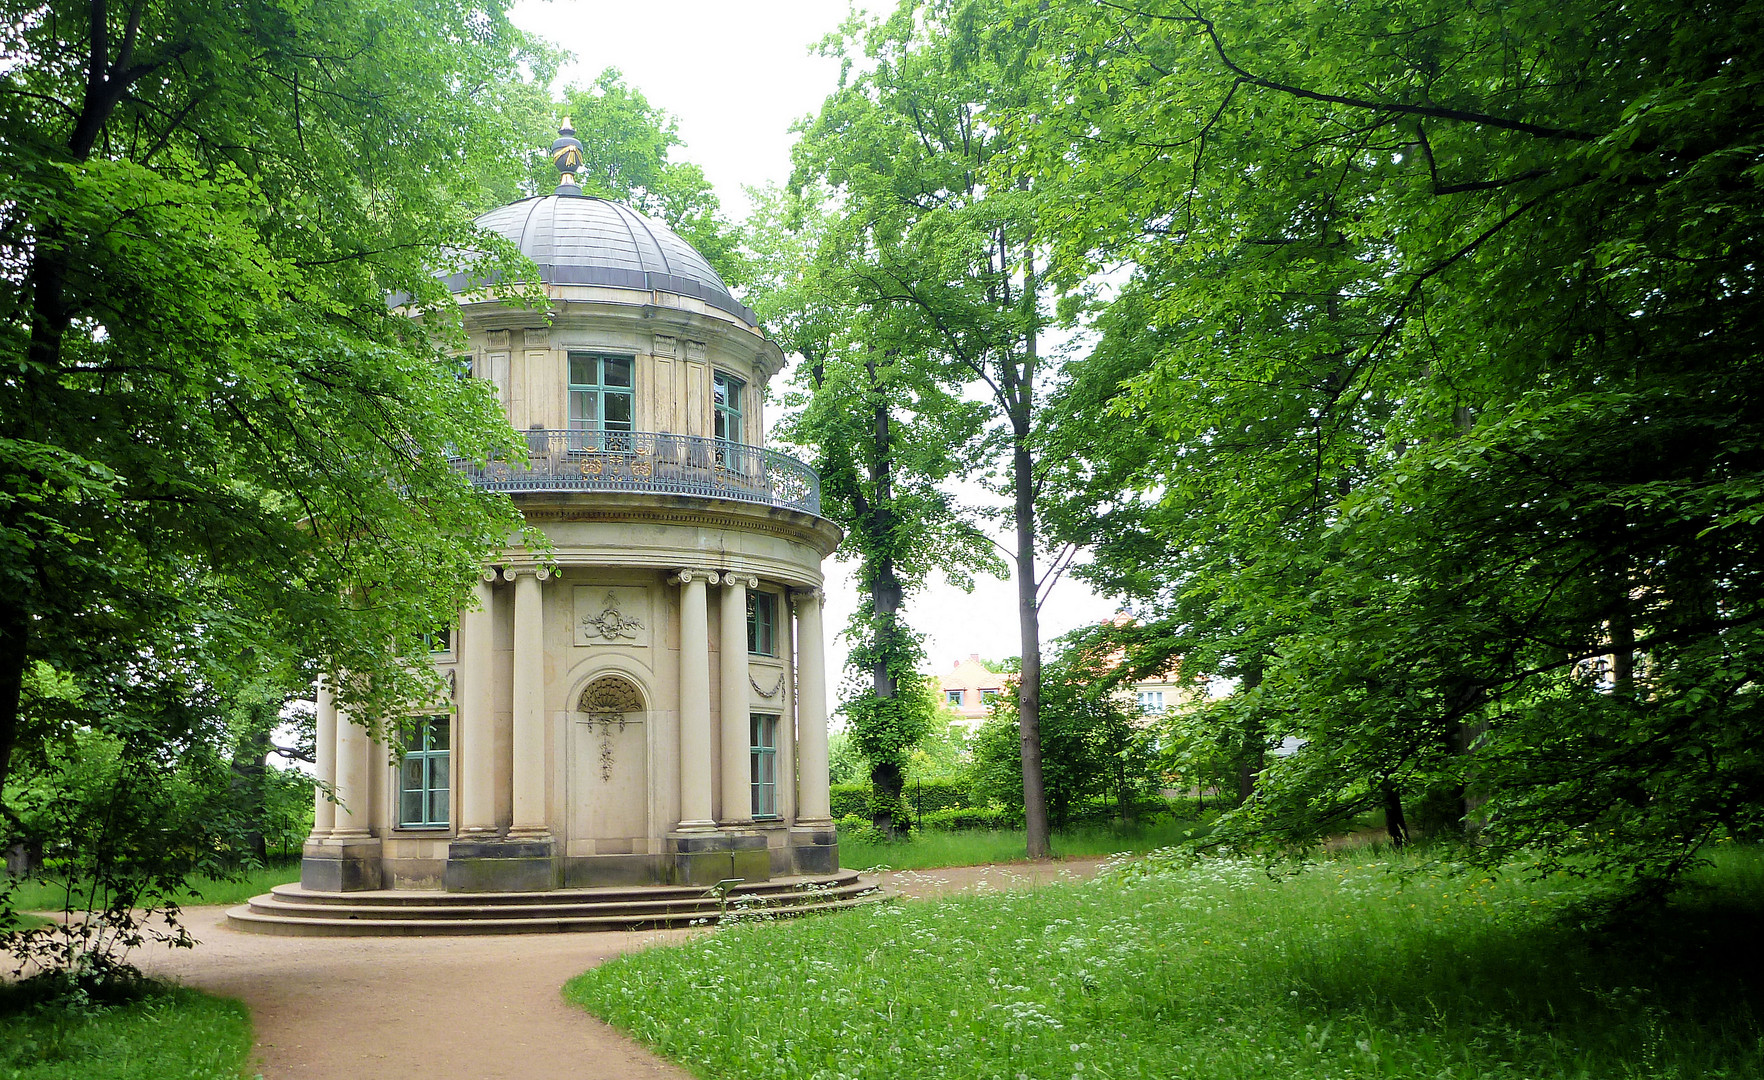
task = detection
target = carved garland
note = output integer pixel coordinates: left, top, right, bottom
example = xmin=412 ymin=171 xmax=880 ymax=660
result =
xmin=581 ymin=591 xmax=644 ymax=641
xmin=578 ymin=675 xmax=644 ymax=782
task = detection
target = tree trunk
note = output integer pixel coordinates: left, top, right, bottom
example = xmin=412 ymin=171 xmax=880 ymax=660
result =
xmin=1015 ymin=434 xmax=1049 ymax=858
xmin=1382 ymin=780 xmax=1410 ymax=849
xmin=865 ymin=359 xmax=910 ymax=837
xmin=230 ymin=713 xmax=274 ymax=866
xmin=1235 ymin=665 xmax=1266 ymax=805
xmin=0 ymin=603 xmax=27 ymax=800
xmin=1013 ymin=241 xmax=1050 ymax=861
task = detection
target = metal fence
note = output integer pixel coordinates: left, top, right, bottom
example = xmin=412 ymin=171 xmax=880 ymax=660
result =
xmin=455 ymin=429 xmax=821 ymax=516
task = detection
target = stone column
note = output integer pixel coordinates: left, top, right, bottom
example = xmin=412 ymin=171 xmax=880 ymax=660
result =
xmin=506 ymin=565 xmax=552 ymax=840
xmin=457 ymin=570 xmax=499 ymax=838
xmin=719 ymin=574 xmax=757 ymax=825
xmin=671 ymin=569 xmax=716 ymax=831
xmin=330 ymin=698 xmax=371 ymax=840
xmin=791 ymin=587 xmax=832 ymax=824
xmin=310 ymin=676 xmax=336 ymax=840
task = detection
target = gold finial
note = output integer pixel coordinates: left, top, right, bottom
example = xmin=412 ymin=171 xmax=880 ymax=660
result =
xmin=549 ymin=119 xmax=584 ymax=194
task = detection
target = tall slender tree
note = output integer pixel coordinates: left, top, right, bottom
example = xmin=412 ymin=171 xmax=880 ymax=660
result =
xmin=748 ymin=182 xmax=999 ymax=835
xmin=793 ymin=0 xmax=1068 ymax=856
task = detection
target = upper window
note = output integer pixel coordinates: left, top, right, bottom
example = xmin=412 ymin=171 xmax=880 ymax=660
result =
xmin=423 ymin=626 xmax=452 ymax=655
xmin=980 ymin=688 xmax=1001 ymax=703
xmin=750 ymin=713 xmax=778 ymax=818
xmin=713 ymin=371 xmax=744 ymax=444
xmin=569 ymin=352 xmax=635 ymax=449
xmin=399 ymin=715 xmax=451 ymax=829
xmin=747 ymin=591 xmax=776 ymax=656
xmin=1137 ymin=690 xmax=1166 ymax=715
xmin=946 ymin=689 xmax=965 ymax=706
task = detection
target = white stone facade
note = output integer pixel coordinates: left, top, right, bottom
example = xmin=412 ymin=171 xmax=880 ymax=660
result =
xmin=302 ymin=197 xmax=841 ymax=893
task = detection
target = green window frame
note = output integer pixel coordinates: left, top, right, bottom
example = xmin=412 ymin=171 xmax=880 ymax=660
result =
xmin=750 ymin=713 xmax=778 ymax=819
xmin=568 ymin=352 xmax=635 ymax=449
xmin=713 ymin=371 xmax=744 ymax=444
xmin=399 ymin=716 xmax=451 ymax=829
xmin=746 ymin=591 xmax=776 ymax=656
xmin=423 ymin=625 xmax=452 ymax=655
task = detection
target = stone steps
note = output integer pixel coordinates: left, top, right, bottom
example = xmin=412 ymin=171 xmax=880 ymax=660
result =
xmin=225 ymin=871 xmax=888 ymax=936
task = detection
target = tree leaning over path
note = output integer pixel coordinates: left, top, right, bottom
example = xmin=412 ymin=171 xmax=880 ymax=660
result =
xmin=0 ymin=0 xmax=545 ymax=861
xmin=1017 ymin=0 xmax=1764 ymax=895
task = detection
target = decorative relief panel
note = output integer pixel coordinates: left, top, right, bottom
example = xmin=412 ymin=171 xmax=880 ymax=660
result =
xmin=573 ymin=586 xmax=651 ymax=647
xmin=653 ymin=333 xmax=676 ymax=357
xmin=684 ymin=339 xmax=707 ymax=362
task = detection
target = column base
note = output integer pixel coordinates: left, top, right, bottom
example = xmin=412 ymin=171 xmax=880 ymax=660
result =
xmin=668 ymin=831 xmax=771 ymax=886
xmin=789 ymin=824 xmax=840 ymax=876
xmin=443 ymin=839 xmax=559 ymax=892
xmin=300 ymin=837 xmax=383 ymax=893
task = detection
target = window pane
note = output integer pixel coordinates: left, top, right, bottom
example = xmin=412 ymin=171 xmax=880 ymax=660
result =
xmin=430 ymin=789 xmax=449 ymax=826
xmin=401 ymin=788 xmax=423 ymax=826
xmin=604 ymin=356 xmax=632 ymax=387
xmin=604 ymin=392 xmax=632 ymax=427
xmin=430 ymin=718 xmax=450 ymax=751
xmin=570 ymin=355 xmax=593 ymax=385
xmin=570 ymin=390 xmax=597 ymax=426
xmin=431 ymin=753 xmax=449 ymax=788
xmin=401 ymin=756 xmax=424 ymax=792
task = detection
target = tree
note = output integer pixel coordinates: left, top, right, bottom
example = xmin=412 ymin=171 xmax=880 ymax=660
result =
xmin=1018 ymin=0 xmax=1764 ymax=896
xmin=748 ymin=181 xmax=999 ymax=837
xmin=534 ymin=68 xmax=745 ymax=286
xmin=0 ymin=0 xmax=547 ymax=952
xmin=969 ymin=639 xmax=1156 ymax=828
xmin=794 ymin=0 xmax=1068 ymax=856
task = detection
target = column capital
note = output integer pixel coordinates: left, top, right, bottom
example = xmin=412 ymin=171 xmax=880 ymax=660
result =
xmin=789 ymin=586 xmax=824 ymax=607
xmin=669 ymin=568 xmax=718 ymax=586
xmin=721 ymin=573 xmax=760 ymax=589
xmin=502 ymin=565 xmax=552 ymax=582
xmin=479 ymin=568 xmax=501 ymax=583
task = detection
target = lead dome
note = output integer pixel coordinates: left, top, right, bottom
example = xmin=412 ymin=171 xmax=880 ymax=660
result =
xmin=450 ymin=194 xmax=757 ymax=328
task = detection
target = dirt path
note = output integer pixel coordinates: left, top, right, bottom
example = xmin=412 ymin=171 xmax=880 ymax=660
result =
xmin=136 ymin=858 xmax=1112 ymax=1080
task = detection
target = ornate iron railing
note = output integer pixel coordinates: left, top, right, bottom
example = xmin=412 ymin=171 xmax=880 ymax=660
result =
xmin=456 ymin=429 xmax=821 ymax=516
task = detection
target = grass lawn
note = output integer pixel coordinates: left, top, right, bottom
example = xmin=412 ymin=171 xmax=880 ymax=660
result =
xmin=0 ymin=983 xmax=253 ymax=1080
xmin=6 ymin=861 xmax=303 ymax=914
xmin=837 ymin=817 xmax=1211 ymax=871
xmin=567 ymin=846 xmax=1764 ymax=1080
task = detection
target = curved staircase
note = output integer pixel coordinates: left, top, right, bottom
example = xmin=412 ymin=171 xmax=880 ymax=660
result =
xmin=226 ymin=870 xmax=888 ymax=936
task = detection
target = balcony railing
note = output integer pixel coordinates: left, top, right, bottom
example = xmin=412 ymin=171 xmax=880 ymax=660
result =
xmin=455 ymin=429 xmax=821 ymax=516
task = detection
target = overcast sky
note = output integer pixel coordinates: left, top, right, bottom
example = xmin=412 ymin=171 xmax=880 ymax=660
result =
xmin=509 ymin=0 xmax=1122 ymax=689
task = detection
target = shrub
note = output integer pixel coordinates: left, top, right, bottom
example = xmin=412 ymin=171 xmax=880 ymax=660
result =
xmin=917 ymin=805 xmax=1021 ymax=831
xmin=830 ymin=778 xmax=973 ymax=821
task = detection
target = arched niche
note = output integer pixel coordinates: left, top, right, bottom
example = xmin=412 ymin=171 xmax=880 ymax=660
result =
xmin=568 ymin=673 xmax=649 ymax=847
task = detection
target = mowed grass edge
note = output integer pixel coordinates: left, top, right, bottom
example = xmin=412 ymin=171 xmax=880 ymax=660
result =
xmin=0 ymin=984 xmax=253 ymax=1080
xmin=5 ymin=860 xmax=303 ymax=914
xmin=836 ymin=817 xmax=1213 ymax=871
xmin=565 ymin=847 xmax=1764 ymax=1080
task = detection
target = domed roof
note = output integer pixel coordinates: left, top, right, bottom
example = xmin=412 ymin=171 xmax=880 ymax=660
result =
xmin=448 ymin=193 xmax=757 ymax=328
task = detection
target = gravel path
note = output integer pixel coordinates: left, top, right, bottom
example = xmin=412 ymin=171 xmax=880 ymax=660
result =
xmin=134 ymin=857 xmax=1113 ymax=1080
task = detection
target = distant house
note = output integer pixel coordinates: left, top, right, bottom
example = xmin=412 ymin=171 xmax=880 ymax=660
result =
xmin=937 ymin=655 xmax=1008 ymax=727
xmin=935 ymin=651 xmax=1202 ymax=730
